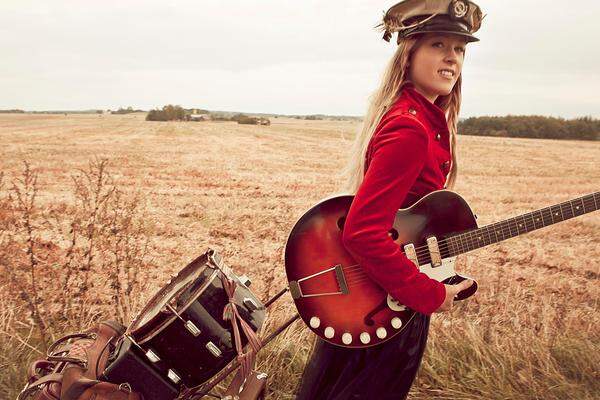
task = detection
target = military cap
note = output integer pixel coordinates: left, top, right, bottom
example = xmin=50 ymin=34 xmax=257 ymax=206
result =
xmin=379 ymin=0 xmax=484 ymax=44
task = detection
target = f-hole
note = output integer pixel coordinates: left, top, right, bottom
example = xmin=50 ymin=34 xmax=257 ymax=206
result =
xmin=337 ymin=216 xmax=346 ymax=231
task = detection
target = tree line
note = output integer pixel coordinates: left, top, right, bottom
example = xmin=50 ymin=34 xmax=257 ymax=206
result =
xmin=146 ymin=105 xmax=186 ymax=121
xmin=111 ymin=107 xmax=144 ymax=114
xmin=458 ymin=115 xmax=599 ymax=141
xmin=146 ymin=106 xmax=270 ymax=125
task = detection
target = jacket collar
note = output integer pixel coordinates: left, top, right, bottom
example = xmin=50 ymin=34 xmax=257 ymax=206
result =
xmin=399 ymin=83 xmax=449 ymax=133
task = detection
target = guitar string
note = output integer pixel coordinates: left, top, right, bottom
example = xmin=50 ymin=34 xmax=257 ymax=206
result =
xmin=421 ymin=195 xmax=596 ymax=255
xmin=340 ymin=197 xmax=598 ymax=283
xmin=449 ymin=197 xmax=597 ymax=256
xmin=344 ymin=202 xmax=586 ymax=283
xmin=344 ymin=230 xmax=499 ymax=284
xmin=343 ymin=217 xmax=595 ymax=285
xmin=340 ymin=234 xmax=459 ymax=278
xmin=405 ymin=195 xmax=596 ymax=258
xmin=304 ymin=196 xmax=599 ymax=289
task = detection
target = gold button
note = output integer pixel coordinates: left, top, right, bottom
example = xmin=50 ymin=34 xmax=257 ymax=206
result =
xmin=408 ymin=108 xmax=417 ymax=115
xmin=435 ymin=133 xmax=441 ymax=141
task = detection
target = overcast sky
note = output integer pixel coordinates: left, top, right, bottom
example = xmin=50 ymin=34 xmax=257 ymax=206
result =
xmin=1 ymin=0 xmax=599 ymax=118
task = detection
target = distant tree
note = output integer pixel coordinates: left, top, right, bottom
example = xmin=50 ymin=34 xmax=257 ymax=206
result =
xmin=0 ymin=109 xmax=25 ymax=113
xmin=237 ymin=115 xmax=259 ymax=125
xmin=146 ymin=105 xmax=186 ymax=121
xmin=230 ymin=113 xmax=248 ymax=122
xmin=236 ymin=116 xmax=270 ymax=125
xmin=458 ymin=115 xmax=599 ymax=141
xmin=112 ymin=106 xmax=142 ymax=115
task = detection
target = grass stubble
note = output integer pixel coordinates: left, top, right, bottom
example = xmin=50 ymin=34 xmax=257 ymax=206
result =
xmin=0 ymin=113 xmax=598 ymax=399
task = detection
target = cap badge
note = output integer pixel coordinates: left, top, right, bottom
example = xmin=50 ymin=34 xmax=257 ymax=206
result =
xmin=450 ymin=0 xmax=469 ymax=19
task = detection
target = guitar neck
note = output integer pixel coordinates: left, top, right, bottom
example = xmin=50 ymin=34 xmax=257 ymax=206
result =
xmin=445 ymin=192 xmax=600 ymax=257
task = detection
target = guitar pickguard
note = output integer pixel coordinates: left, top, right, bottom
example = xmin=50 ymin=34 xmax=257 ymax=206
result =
xmin=387 ymin=256 xmax=458 ymax=311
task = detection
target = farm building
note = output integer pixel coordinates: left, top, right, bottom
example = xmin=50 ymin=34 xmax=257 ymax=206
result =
xmin=188 ymin=113 xmax=210 ymax=121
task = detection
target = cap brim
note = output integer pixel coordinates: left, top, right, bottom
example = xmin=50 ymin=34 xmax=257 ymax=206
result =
xmin=404 ymin=29 xmax=480 ymax=43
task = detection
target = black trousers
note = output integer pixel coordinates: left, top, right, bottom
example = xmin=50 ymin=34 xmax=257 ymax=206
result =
xmin=295 ymin=313 xmax=430 ymax=400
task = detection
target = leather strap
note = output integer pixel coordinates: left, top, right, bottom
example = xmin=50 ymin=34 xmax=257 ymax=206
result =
xmin=64 ymin=380 xmax=138 ymax=400
xmin=100 ymin=320 xmax=126 ymax=336
xmin=61 ymin=377 xmax=99 ymax=400
xmin=221 ymin=276 xmax=263 ymax=381
xmin=27 ymin=359 xmax=55 ymax=382
xmin=47 ymin=333 xmax=95 ymax=367
xmin=17 ymin=373 xmax=62 ymax=400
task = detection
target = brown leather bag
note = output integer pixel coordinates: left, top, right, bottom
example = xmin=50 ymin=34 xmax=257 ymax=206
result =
xmin=19 ymin=321 xmax=141 ymax=400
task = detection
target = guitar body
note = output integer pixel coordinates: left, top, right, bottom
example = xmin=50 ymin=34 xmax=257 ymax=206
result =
xmin=284 ymin=190 xmax=479 ymax=348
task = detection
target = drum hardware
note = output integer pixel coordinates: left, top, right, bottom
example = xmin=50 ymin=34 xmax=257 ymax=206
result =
xmin=164 ymin=303 xmax=204 ymax=337
xmin=180 ymin=313 xmax=301 ymax=400
xmin=185 ymin=321 xmax=202 ymax=337
xmin=145 ymin=348 xmax=160 ymax=363
xmin=102 ymin=335 xmax=180 ymax=400
xmin=102 ymin=249 xmax=303 ymax=400
xmin=168 ymin=369 xmax=182 ymax=385
xmin=239 ymin=275 xmax=252 ymax=287
xmin=243 ymin=298 xmax=259 ymax=311
xmin=108 ymin=249 xmax=273 ymax=396
xmin=205 ymin=342 xmax=223 ymax=358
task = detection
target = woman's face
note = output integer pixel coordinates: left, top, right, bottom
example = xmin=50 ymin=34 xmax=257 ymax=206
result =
xmin=407 ymin=33 xmax=467 ymax=103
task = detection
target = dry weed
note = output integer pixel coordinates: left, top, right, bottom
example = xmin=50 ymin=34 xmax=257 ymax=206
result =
xmin=0 ymin=114 xmax=598 ymax=399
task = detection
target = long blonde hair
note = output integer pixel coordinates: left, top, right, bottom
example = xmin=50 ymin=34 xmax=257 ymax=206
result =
xmin=343 ymin=35 xmax=462 ymax=193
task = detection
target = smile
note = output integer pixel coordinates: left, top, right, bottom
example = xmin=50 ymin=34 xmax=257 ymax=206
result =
xmin=438 ymin=69 xmax=455 ymax=79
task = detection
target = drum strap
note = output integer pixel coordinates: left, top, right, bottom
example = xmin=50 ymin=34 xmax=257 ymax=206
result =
xmin=221 ymin=276 xmax=263 ymax=385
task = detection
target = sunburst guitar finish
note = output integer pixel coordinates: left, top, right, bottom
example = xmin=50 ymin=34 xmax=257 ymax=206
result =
xmin=285 ymin=189 xmax=600 ymax=348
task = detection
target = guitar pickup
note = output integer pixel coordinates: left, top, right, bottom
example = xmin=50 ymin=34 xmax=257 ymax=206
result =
xmin=426 ymin=236 xmax=442 ymax=267
xmin=403 ymin=243 xmax=418 ymax=266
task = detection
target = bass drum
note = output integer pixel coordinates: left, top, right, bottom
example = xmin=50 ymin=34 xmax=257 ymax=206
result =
xmin=127 ymin=249 xmax=266 ymax=388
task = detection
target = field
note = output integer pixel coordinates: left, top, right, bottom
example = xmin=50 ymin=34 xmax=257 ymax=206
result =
xmin=1 ymin=113 xmax=599 ymax=399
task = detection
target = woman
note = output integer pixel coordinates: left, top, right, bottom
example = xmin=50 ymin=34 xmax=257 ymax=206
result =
xmin=296 ymin=1 xmax=484 ymax=399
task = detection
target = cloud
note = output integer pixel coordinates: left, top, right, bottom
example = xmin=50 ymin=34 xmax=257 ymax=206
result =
xmin=1 ymin=0 xmax=599 ymax=117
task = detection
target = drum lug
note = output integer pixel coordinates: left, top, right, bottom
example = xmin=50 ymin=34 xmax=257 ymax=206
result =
xmin=206 ymin=341 xmax=223 ymax=358
xmin=167 ymin=369 xmax=181 ymax=384
xmin=185 ymin=320 xmax=201 ymax=337
xmin=243 ymin=297 xmax=259 ymax=311
xmin=207 ymin=249 xmax=223 ymax=268
xmin=145 ymin=348 xmax=161 ymax=363
xmin=239 ymin=275 xmax=252 ymax=287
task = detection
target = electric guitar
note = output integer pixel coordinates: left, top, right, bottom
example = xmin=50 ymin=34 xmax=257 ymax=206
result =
xmin=284 ymin=190 xmax=599 ymax=348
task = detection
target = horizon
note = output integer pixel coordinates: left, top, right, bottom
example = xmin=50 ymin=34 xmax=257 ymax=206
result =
xmin=3 ymin=107 xmax=599 ymax=121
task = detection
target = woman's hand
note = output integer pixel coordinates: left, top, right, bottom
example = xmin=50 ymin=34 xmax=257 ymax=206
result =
xmin=435 ymin=279 xmax=474 ymax=313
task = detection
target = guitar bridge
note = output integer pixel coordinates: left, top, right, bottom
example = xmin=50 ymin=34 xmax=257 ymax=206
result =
xmin=289 ymin=264 xmax=349 ymax=299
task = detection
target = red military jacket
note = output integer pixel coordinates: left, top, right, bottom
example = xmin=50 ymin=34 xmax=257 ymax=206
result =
xmin=342 ymin=83 xmax=451 ymax=315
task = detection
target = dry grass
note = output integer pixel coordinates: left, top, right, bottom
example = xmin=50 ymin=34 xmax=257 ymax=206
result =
xmin=0 ymin=113 xmax=598 ymax=399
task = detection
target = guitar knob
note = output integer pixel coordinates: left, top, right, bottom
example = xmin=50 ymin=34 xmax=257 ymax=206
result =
xmin=309 ymin=317 xmax=321 ymax=329
xmin=324 ymin=327 xmax=335 ymax=339
xmin=376 ymin=327 xmax=387 ymax=339
xmin=391 ymin=317 xmax=403 ymax=329
xmin=359 ymin=332 xmax=371 ymax=344
xmin=342 ymin=333 xmax=353 ymax=345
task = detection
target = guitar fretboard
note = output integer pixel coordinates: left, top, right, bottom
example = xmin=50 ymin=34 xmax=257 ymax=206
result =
xmin=436 ymin=192 xmax=599 ymax=260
